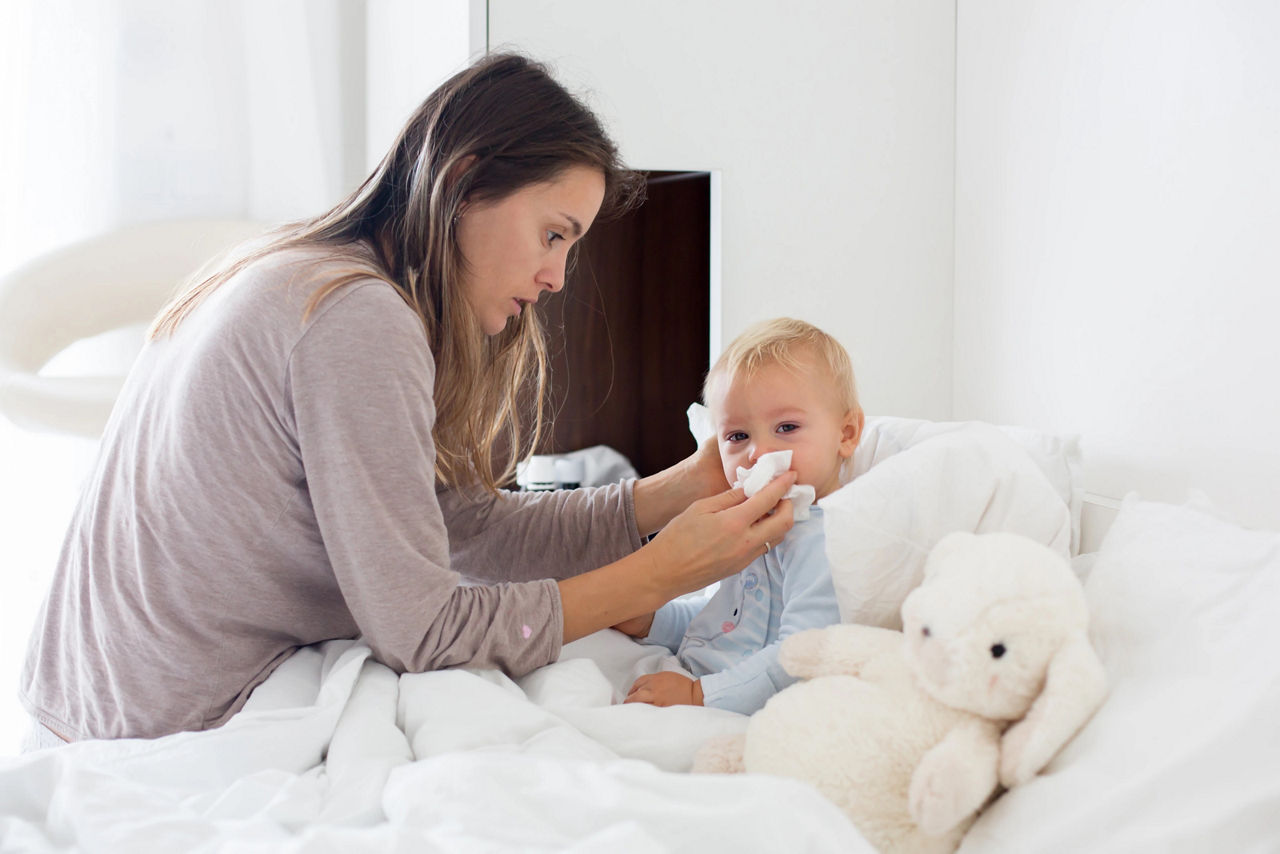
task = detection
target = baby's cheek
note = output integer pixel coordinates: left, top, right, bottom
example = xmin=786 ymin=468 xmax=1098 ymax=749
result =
xmin=786 ymin=448 xmax=814 ymax=483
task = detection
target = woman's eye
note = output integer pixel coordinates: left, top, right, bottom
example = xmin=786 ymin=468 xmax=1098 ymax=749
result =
xmin=546 ymin=230 xmax=565 ymax=244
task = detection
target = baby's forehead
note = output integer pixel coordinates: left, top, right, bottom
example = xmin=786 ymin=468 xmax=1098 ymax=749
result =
xmin=709 ymin=359 xmax=834 ymax=412
xmin=714 ymin=350 xmax=818 ymax=386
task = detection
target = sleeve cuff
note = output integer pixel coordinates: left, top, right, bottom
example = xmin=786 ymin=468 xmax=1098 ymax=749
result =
xmin=698 ymin=669 xmax=781 ymax=716
xmin=621 ymin=477 xmax=646 ymax=552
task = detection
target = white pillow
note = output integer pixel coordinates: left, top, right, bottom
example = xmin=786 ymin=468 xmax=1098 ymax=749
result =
xmin=687 ymin=408 xmax=1083 ymax=540
xmin=821 ymin=421 xmax=1072 ymax=629
xmin=959 ymin=498 xmax=1280 ymax=853
xmin=850 ymin=416 xmax=1084 ymax=554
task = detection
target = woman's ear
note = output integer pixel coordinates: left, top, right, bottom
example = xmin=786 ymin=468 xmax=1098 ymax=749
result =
xmin=838 ymin=408 xmax=864 ymax=459
xmin=444 ymin=153 xmax=478 ymax=211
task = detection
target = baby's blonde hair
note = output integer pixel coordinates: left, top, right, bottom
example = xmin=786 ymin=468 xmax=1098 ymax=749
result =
xmin=703 ymin=317 xmax=860 ymax=414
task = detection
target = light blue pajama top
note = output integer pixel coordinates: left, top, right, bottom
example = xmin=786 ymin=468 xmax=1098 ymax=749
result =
xmin=642 ymin=507 xmax=840 ymax=715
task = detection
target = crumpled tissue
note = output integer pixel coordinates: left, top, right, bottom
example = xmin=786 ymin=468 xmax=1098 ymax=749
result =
xmin=686 ymin=403 xmax=817 ymax=522
xmin=735 ymin=450 xmax=816 ymax=522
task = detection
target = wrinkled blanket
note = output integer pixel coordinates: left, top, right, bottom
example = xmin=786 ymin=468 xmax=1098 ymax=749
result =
xmin=0 ymin=631 xmax=871 ymax=853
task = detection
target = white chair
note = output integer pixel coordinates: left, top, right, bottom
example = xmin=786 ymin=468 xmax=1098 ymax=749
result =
xmin=0 ymin=218 xmax=265 ymax=438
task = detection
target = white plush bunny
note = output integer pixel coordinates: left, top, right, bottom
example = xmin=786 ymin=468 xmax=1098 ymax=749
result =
xmin=693 ymin=531 xmax=1107 ymax=854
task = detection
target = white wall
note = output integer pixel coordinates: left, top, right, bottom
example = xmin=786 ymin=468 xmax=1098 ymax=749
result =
xmin=954 ymin=0 xmax=1280 ymax=530
xmin=365 ymin=0 xmax=484 ymax=171
xmin=0 ymin=0 xmax=384 ymax=756
xmin=489 ymin=0 xmax=956 ymax=419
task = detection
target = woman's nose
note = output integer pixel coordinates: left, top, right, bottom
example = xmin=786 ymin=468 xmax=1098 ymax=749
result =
xmin=539 ymin=257 xmax=567 ymax=293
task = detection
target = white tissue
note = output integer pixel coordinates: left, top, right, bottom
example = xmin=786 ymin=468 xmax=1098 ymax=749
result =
xmin=686 ymin=402 xmax=715 ymax=446
xmin=687 ymin=403 xmax=817 ymax=522
xmin=733 ymin=450 xmax=816 ymax=522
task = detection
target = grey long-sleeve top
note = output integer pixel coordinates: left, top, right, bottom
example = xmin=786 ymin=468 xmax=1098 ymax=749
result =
xmin=20 ymin=244 xmax=643 ymax=741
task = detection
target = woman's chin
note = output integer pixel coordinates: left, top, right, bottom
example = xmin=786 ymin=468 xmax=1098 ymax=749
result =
xmin=481 ymin=316 xmax=509 ymax=336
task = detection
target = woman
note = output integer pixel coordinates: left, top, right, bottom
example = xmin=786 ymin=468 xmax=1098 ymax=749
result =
xmin=20 ymin=53 xmax=795 ymax=746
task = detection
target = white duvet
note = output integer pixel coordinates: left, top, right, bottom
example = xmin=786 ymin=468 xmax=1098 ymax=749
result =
xmin=0 ymin=631 xmax=872 ymax=853
xmin=3 ymin=417 xmax=1073 ymax=854
xmin=7 ymin=431 xmax=1275 ymax=853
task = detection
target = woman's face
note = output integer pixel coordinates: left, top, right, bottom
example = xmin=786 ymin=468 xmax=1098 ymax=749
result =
xmin=455 ymin=165 xmax=606 ymax=336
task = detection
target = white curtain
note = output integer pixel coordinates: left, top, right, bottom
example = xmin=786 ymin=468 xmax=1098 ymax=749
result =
xmin=0 ymin=0 xmax=367 ymax=754
xmin=0 ymin=0 xmax=365 ymax=276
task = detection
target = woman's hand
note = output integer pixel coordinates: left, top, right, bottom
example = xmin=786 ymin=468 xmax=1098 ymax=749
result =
xmin=642 ymin=471 xmax=798 ymax=599
xmin=625 ymin=672 xmax=704 ymax=707
xmin=557 ymin=472 xmax=796 ymax=643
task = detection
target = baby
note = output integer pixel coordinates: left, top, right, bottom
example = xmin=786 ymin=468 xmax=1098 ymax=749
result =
xmin=619 ymin=317 xmax=863 ymax=715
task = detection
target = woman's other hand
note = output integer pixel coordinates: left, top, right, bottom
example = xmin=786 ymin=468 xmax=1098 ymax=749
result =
xmin=688 ymin=436 xmax=729 ymax=496
xmin=632 ymin=438 xmax=730 ymax=536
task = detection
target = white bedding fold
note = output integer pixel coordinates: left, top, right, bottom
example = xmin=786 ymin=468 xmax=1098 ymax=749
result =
xmin=0 ymin=633 xmax=872 ymax=853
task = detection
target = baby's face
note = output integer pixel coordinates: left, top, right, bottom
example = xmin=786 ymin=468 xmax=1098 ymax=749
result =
xmin=706 ymin=358 xmax=859 ymax=500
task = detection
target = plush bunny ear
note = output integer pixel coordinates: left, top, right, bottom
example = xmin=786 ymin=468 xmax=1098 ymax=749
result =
xmin=999 ymin=632 xmax=1108 ymax=787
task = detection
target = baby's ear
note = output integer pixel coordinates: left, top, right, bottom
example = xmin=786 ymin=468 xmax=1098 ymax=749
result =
xmin=838 ymin=408 xmax=865 ymax=458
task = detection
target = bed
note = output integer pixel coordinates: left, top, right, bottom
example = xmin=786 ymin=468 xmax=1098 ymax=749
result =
xmin=2 ymin=415 xmax=1277 ymax=853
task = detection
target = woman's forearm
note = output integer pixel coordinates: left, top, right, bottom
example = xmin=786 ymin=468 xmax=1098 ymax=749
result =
xmin=558 ymin=550 xmax=668 ymax=643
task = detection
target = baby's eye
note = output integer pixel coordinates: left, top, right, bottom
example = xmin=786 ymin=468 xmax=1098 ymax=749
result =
xmin=726 ymin=431 xmax=748 ymax=443
xmin=777 ymin=423 xmax=800 ymax=435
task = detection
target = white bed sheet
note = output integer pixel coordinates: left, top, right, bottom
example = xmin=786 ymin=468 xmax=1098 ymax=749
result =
xmin=0 ymin=632 xmax=872 ymax=853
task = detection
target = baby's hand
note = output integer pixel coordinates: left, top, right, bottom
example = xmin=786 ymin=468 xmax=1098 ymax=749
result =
xmin=613 ymin=613 xmax=655 ymax=638
xmin=624 ymin=672 xmax=704 ymax=707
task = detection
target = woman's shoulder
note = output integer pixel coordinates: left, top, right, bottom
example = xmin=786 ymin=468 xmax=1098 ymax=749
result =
xmin=233 ymin=241 xmax=416 ymax=328
xmin=245 ymin=240 xmax=391 ymax=294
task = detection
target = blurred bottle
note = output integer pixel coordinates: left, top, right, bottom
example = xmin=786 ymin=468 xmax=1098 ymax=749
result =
xmin=523 ymin=455 xmax=557 ymax=492
xmin=554 ymin=456 xmax=585 ymax=490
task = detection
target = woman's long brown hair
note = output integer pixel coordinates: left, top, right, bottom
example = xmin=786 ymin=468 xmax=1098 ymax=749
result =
xmin=149 ymin=53 xmax=645 ymax=493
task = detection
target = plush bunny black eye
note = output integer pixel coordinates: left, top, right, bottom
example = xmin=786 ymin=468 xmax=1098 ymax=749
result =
xmin=990 ymin=643 xmax=1007 ymax=659
xmin=921 ymin=626 xmax=931 ymax=638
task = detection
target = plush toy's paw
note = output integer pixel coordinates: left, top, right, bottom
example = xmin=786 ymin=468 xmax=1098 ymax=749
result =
xmin=909 ymin=721 xmax=1002 ymax=837
xmin=777 ymin=629 xmax=829 ymax=678
xmin=998 ymin=718 xmax=1039 ymax=787
xmin=909 ymin=755 xmax=974 ymax=836
xmin=692 ymin=733 xmax=747 ymax=774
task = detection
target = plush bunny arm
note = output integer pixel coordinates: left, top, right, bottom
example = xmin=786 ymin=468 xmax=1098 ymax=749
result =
xmin=909 ymin=718 xmax=1002 ymax=836
xmin=777 ymin=624 xmax=903 ymax=680
xmin=1000 ymin=632 xmax=1108 ymax=787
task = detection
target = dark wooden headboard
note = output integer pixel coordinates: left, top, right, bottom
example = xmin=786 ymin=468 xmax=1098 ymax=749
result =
xmin=538 ymin=171 xmax=712 ymax=477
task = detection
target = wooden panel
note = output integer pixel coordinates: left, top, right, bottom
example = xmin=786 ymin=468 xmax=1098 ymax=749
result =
xmin=538 ymin=171 xmax=711 ymax=477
